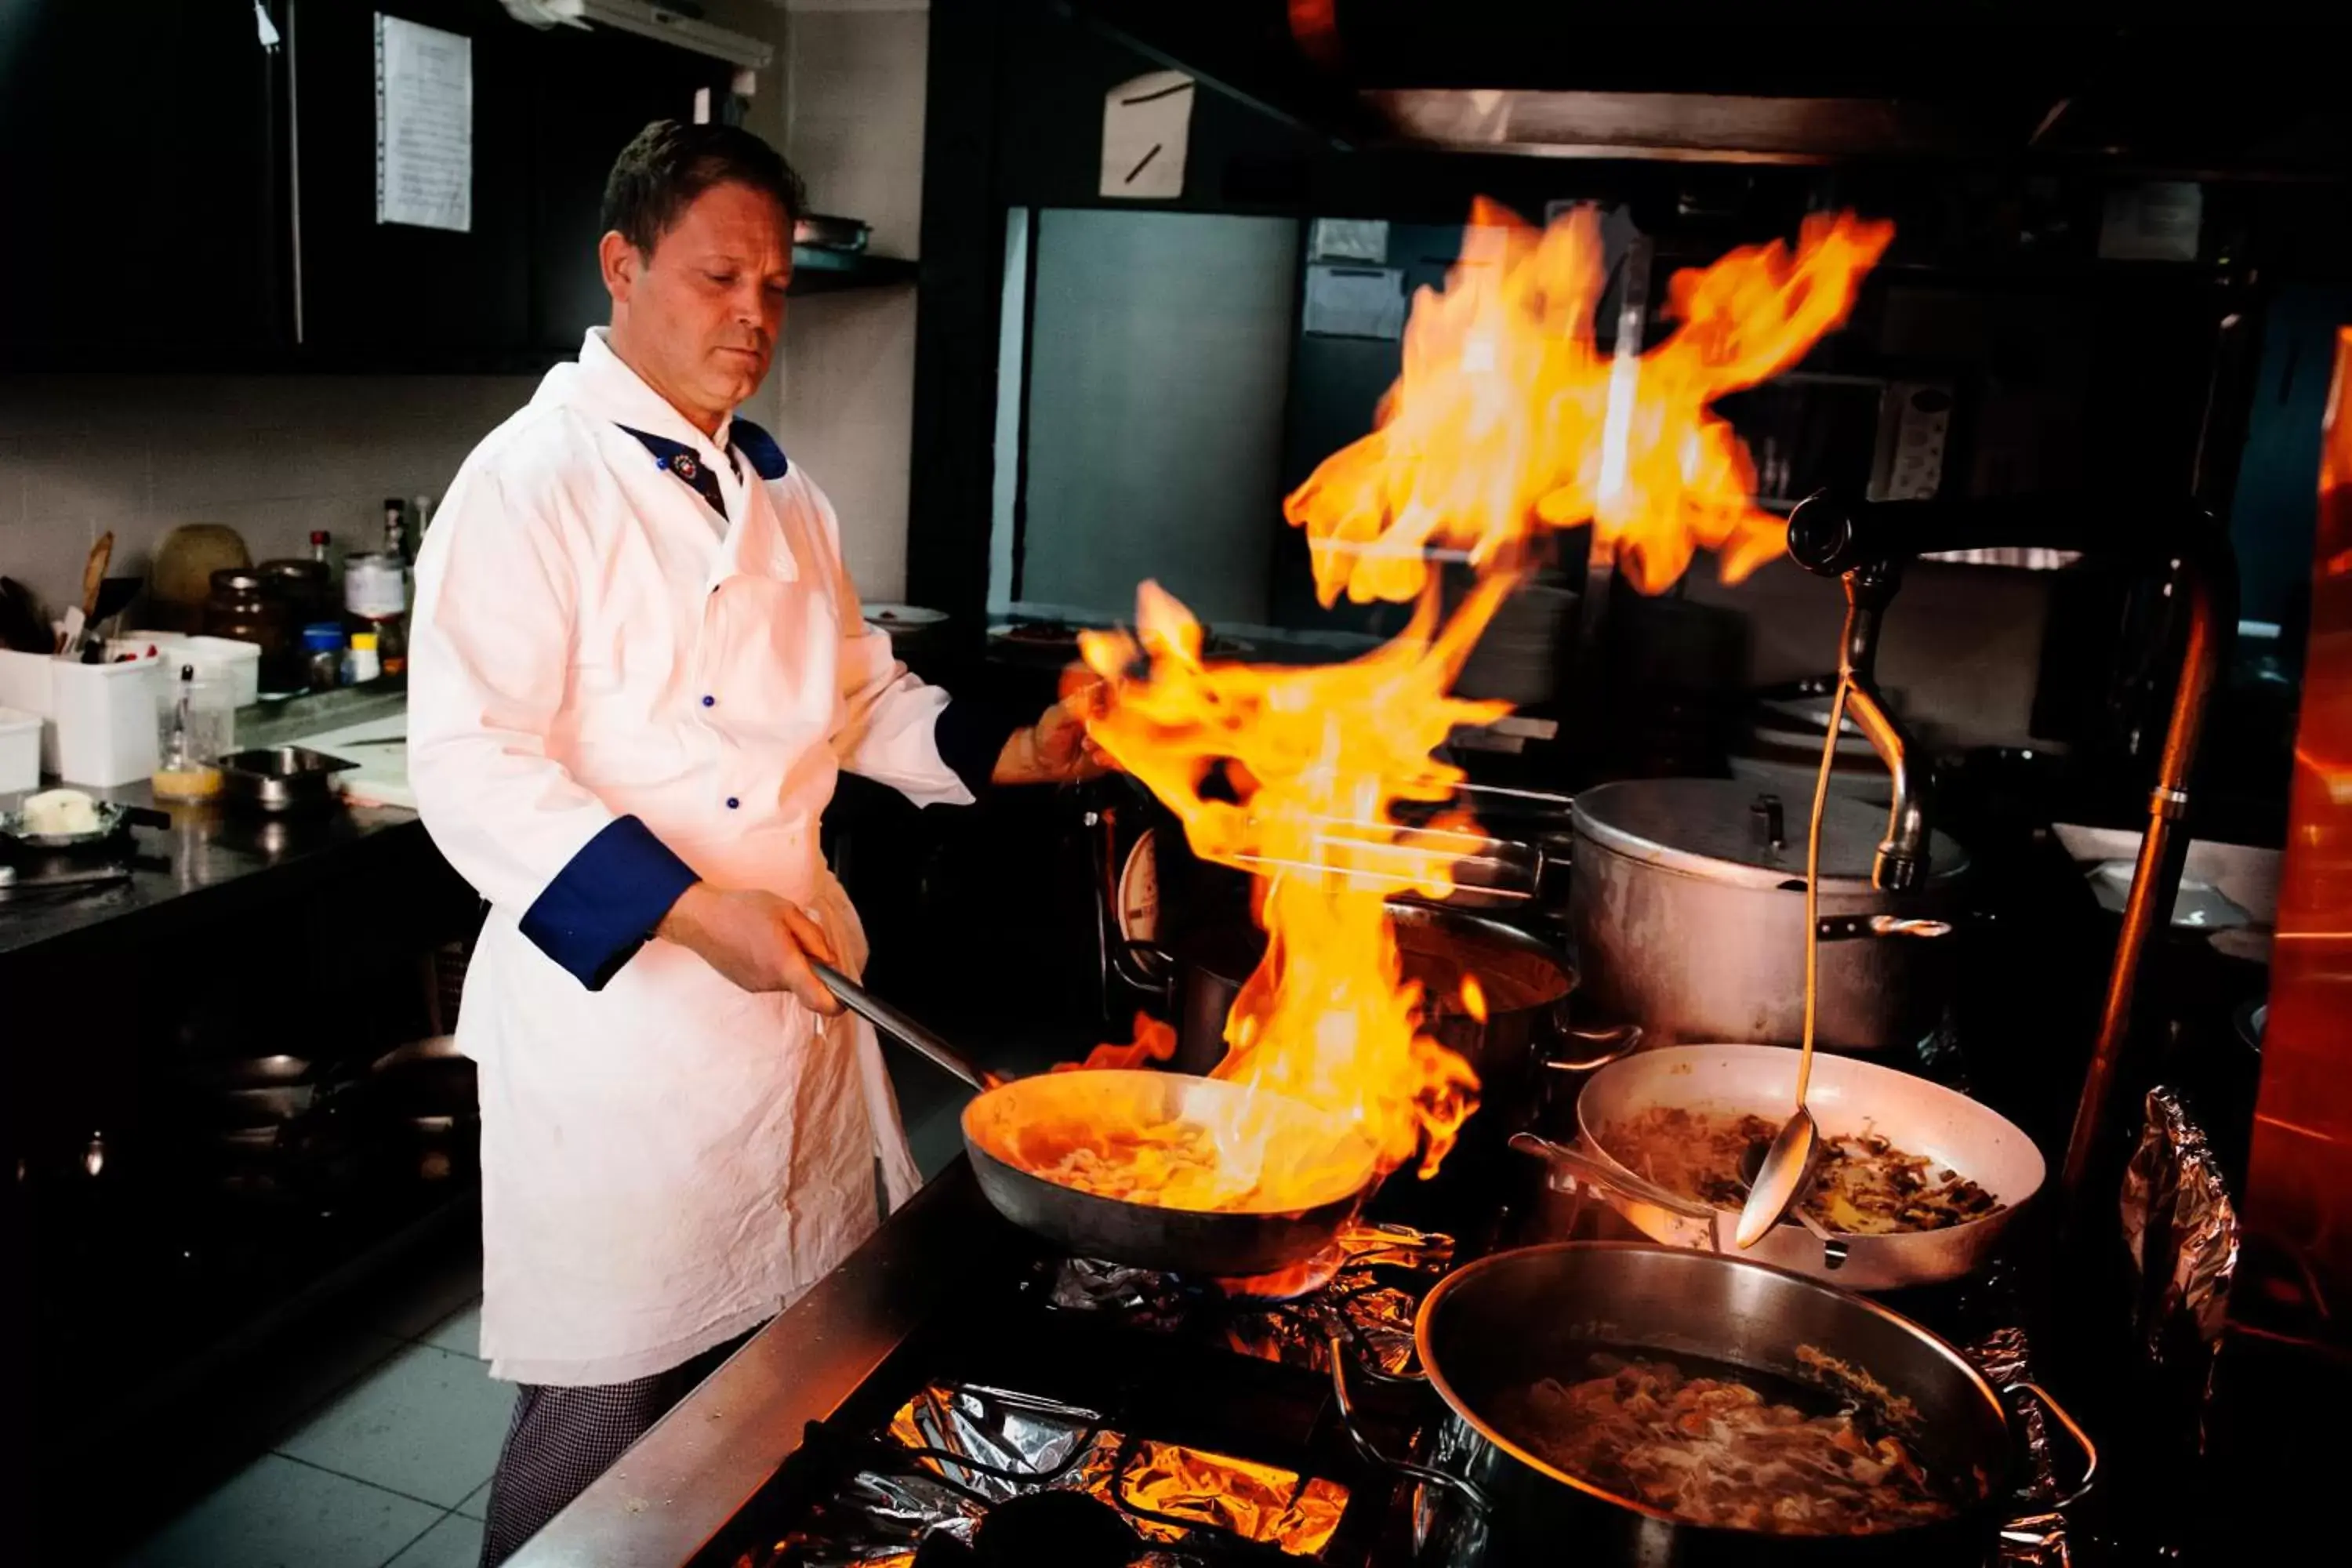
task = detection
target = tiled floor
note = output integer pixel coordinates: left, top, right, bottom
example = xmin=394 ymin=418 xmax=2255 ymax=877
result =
xmin=111 ymin=1050 xmax=980 ymax=1568
xmin=114 ymin=1267 xmax=502 ymax=1568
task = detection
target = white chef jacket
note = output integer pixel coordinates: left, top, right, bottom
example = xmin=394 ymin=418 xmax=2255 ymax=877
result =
xmin=409 ymin=328 xmax=1002 ymax=1386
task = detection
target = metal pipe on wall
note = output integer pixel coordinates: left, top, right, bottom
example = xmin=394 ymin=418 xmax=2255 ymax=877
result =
xmin=2060 ymin=550 xmax=2232 ymax=1201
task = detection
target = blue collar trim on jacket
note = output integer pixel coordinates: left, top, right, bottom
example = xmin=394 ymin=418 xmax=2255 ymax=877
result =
xmin=613 ymin=419 xmax=789 ymax=521
xmin=730 ymin=417 xmax=790 ymax=481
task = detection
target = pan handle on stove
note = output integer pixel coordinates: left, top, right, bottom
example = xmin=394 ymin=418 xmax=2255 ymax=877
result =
xmin=1813 ymin=913 xmax=1955 ymax=942
xmin=1540 ymin=1020 xmax=1643 ymax=1073
xmin=1322 ymin=1321 xmax=1495 ymax=1517
xmin=1109 ymin=938 xmax=1175 ymax=1000
xmin=1508 ymin=1132 xmax=1722 ymax=1228
xmin=1999 ymin=1379 xmax=2099 ymax=1515
xmin=810 ymin=962 xmax=1007 ymax=1094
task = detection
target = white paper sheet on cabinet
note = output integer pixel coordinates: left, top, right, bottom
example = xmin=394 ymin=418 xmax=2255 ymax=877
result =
xmin=376 ymin=13 xmax=473 ymax=233
xmin=1099 ymin=71 xmax=1194 ymax=200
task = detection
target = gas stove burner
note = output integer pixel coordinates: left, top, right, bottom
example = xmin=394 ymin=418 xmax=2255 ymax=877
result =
xmin=767 ymin=1381 xmax=1351 ymax=1566
xmin=1037 ymin=1225 xmax=1454 ymax=1379
xmin=913 ymin=1491 xmax=1142 ymax=1567
xmin=1213 ymin=1243 xmax=1347 ymax=1303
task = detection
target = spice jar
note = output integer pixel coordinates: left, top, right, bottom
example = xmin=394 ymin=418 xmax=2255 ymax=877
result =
xmin=203 ymin=567 xmax=295 ymax=689
xmin=259 ymin=557 xmax=336 ymax=629
xmin=301 ymin=622 xmax=347 ymax=692
xmin=345 ymin=630 xmax=382 ymax=685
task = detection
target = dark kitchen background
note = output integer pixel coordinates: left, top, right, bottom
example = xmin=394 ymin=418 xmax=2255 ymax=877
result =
xmin=3 ymin=3 xmax=2348 ymax=1565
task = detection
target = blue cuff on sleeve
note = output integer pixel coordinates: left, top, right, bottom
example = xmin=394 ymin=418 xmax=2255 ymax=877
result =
xmin=932 ymin=697 xmax=1025 ymax=800
xmin=519 ymin=815 xmax=700 ymax=991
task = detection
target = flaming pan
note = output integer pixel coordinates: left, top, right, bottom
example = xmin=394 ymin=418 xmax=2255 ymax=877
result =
xmin=813 ymin=964 xmax=1381 ymax=1276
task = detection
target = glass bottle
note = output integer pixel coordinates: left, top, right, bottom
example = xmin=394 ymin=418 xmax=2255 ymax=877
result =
xmin=153 ymin=663 xmax=231 ymax=800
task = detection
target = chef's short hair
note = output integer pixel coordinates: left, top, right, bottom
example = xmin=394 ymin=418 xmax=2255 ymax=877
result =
xmin=602 ymin=120 xmax=806 ymax=257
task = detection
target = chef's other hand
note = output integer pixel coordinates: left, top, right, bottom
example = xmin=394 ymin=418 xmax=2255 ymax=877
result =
xmin=657 ymin=884 xmax=842 ymax=1014
xmin=991 ymin=667 xmax=1112 ymax=786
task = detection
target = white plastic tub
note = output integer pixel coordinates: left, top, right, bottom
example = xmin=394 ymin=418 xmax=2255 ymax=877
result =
xmin=0 ymin=705 xmax=39 ymax=794
xmin=0 ymin=651 xmax=58 ymax=775
xmin=52 ymin=658 xmax=163 ymax=787
xmin=126 ymin=631 xmax=261 ymax=707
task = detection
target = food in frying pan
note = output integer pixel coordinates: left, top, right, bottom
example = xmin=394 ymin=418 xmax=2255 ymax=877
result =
xmin=18 ymin=787 xmax=101 ymax=837
xmin=1000 ymin=1102 xmax=1368 ymax=1215
xmin=1600 ymin=1106 xmax=2000 ymax=1235
xmin=1489 ymin=1351 xmax=1961 ymax=1535
xmin=1023 ymin=1118 xmax=1248 ymax=1210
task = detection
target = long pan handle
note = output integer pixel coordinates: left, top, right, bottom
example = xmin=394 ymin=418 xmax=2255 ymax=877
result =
xmin=808 ymin=962 xmax=1006 ymax=1093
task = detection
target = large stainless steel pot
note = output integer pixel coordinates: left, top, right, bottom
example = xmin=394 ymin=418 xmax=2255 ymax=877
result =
xmin=1332 ymin=1243 xmax=2092 ymax=1566
xmin=1569 ymin=779 xmax=1967 ymax=1052
xmin=1520 ymin=1045 xmax=2045 ymax=1290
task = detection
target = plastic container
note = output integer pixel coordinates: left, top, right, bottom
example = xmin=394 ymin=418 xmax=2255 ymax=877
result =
xmin=0 ymin=704 xmax=39 ymax=794
xmin=0 ymin=649 xmax=58 ymax=774
xmin=301 ymin=622 xmax=347 ymax=692
xmin=52 ymin=657 xmax=163 ymax=787
xmin=126 ymin=632 xmax=260 ymax=707
xmin=345 ymin=631 xmax=383 ymax=685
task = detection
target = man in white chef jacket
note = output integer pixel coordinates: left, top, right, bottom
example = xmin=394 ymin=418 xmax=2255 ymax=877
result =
xmin=407 ymin=122 xmax=1094 ymax=1566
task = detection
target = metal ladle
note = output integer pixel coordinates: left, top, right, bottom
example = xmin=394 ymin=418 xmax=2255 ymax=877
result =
xmin=1734 ymin=671 xmax=1850 ymax=1250
xmin=1737 ymin=1138 xmax=1848 ymax=1269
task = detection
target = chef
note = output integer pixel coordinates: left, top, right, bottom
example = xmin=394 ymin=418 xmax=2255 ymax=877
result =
xmin=407 ymin=120 xmax=1095 ymax=1566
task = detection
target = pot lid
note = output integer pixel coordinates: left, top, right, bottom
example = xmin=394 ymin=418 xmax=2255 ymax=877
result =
xmin=1572 ymin=778 xmax=1968 ymax=892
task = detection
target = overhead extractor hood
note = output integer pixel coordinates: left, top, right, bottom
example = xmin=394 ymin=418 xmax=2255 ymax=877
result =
xmin=1062 ymin=2 xmax=2352 ymax=176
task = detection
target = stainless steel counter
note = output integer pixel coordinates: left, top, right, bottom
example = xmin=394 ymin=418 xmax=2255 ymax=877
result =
xmin=0 ymin=779 xmax=426 ymax=959
xmin=509 ymin=1159 xmax=1028 ymax=1568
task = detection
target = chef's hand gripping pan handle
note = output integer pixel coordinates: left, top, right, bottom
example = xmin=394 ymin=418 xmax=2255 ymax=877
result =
xmin=810 ymin=962 xmax=1010 ymax=1093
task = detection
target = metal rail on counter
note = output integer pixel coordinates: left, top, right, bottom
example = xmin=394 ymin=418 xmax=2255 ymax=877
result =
xmin=508 ymin=1160 xmax=1029 ymax=1568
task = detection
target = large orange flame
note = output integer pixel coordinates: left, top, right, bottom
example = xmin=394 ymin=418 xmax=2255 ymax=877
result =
xmin=1286 ymin=200 xmax=1893 ymax=600
xmin=1071 ymin=201 xmax=1891 ymax=1210
xmin=1080 ymin=582 xmax=1501 ymax=1185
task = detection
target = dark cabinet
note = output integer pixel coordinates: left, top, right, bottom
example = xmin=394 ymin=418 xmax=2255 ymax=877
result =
xmin=0 ymin=0 xmax=729 ymax=372
xmin=0 ymin=0 xmax=289 ymax=369
xmin=286 ymin=0 xmax=536 ymax=367
xmin=525 ymin=22 xmax=725 ymax=354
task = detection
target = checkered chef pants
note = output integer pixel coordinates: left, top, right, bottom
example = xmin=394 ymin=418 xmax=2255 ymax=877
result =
xmin=478 ymin=1330 xmax=758 ymax=1567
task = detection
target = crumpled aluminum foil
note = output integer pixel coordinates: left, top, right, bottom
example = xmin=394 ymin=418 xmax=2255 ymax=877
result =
xmin=1964 ymin=1327 xmax=2070 ymax=1568
xmin=1043 ymin=1223 xmax=1453 ymax=1375
xmin=2119 ymin=1085 xmax=2242 ymax=1361
xmin=764 ymin=1381 xmax=1347 ymax=1566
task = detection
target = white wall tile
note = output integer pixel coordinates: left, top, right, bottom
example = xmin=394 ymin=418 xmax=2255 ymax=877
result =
xmin=785 ymin=9 xmax=928 ymax=256
xmin=771 ymin=5 xmax=927 ymax=604
xmin=776 ymin=289 xmax=918 ymax=599
xmin=0 ymin=516 xmax=93 ymax=627
xmin=0 ymin=373 xmax=539 ymax=615
xmin=0 ymin=437 xmax=23 ymax=528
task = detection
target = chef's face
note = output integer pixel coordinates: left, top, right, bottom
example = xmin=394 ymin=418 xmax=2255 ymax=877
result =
xmin=601 ymin=179 xmax=792 ymax=437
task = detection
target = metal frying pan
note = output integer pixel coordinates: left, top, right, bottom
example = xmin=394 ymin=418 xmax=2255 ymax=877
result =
xmin=811 ymin=964 xmax=1381 ymax=1276
xmin=1526 ymin=1044 xmax=2044 ymax=1290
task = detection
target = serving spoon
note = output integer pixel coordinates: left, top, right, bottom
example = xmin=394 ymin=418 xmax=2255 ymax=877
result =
xmin=1737 ymin=1138 xmax=1848 ymax=1269
xmin=1734 ymin=672 xmax=1851 ymax=1250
